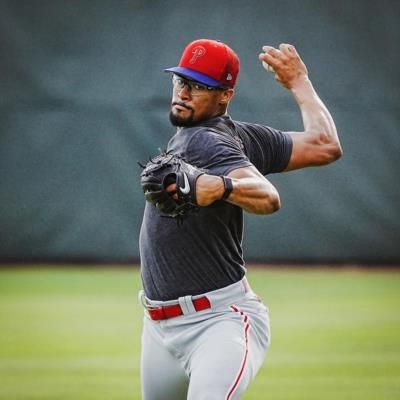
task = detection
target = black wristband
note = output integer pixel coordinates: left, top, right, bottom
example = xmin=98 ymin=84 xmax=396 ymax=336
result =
xmin=221 ymin=176 xmax=233 ymax=200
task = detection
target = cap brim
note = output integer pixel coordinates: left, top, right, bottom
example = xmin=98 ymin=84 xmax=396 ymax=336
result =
xmin=164 ymin=67 xmax=221 ymax=88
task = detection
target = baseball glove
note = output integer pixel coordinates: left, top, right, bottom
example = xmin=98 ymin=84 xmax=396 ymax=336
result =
xmin=139 ymin=151 xmax=205 ymax=219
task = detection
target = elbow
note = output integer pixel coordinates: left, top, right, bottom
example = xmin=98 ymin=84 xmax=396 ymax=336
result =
xmin=335 ymin=143 xmax=344 ymax=160
xmin=257 ymin=191 xmax=281 ymax=215
xmin=331 ymin=141 xmax=343 ymax=162
xmin=316 ymin=135 xmax=343 ymax=166
xmin=269 ymin=195 xmax=281 ymax=214
xmin=323 ymin=129 xmax=343 ymax=164
xmin=326 ymin=142 xmax=343 ymax=164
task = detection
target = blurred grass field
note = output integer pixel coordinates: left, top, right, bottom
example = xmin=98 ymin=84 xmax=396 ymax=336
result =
xmin=0 ymin=266 xmax=399 ymax=400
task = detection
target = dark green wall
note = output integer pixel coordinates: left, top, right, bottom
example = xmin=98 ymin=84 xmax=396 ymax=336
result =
xmin=1 ymin=0 xmax=399 ymax=263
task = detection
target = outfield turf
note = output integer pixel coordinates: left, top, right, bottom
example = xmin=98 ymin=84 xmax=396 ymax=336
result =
xmin=0 ymin=267 xmax=399 ymax=400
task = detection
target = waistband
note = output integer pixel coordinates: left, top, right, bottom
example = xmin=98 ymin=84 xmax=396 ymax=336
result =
xmin=139 ymin=277 xmax=251 ymax=320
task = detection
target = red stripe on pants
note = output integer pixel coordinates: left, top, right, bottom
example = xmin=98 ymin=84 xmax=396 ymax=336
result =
xmin=226 ymin=305 xmax=250 ymax=400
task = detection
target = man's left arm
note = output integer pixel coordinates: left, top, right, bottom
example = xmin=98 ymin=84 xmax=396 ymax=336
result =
xmin=195 ymin=165 xmax=281 ymax=215
xmin=258 ymin=43 xmax=343 ymax=171
xmin=166 ymin=164 xmax=281 ymax=215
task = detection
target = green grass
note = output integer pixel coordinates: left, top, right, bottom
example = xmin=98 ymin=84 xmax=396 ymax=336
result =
xmin=0 ymin=267 xmax=399 ymax=399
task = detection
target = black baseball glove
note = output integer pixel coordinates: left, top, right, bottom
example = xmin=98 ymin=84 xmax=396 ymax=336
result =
xmin=139 ymin=152 xmax=205 ymax=219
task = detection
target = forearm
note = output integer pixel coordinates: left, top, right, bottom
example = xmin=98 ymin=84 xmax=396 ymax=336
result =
xmin=196 ymin=173 xmax=280 ymax=215
xmin=291 ymin=77 xmax=340 ymax=151
xmin=226 ymin=176 xmax=281 ymax=214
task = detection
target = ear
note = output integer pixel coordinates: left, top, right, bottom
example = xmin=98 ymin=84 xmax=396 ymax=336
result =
xmin=218 ymin=89 xmax=235 ymax=105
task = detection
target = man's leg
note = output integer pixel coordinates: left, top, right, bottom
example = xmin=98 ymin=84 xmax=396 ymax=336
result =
xmin=141 ymin=317 xmax=189 ymax=400
xmin=186 ymin=301 xmax=269 ymax=400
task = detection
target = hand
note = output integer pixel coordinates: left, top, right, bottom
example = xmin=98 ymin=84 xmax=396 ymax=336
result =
xmin=166 ymin=174 xmax=224 ymax=207
xmin=140 ymin=151 xmax=204 ymax=219
xmin=258 ymin=43 xmax=308 ymax=89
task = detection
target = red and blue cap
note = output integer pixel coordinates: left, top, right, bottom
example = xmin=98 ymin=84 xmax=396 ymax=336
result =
xmin=164 ymin=39 xmax=240 ymax=88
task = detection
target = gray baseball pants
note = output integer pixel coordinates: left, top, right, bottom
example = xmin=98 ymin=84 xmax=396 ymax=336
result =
xmin=139 ymin=277 xmax=271 ymax=399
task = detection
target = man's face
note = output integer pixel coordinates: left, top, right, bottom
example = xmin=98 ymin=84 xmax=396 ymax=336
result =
xmin=169 ymin=75 xmax=228 ymax=127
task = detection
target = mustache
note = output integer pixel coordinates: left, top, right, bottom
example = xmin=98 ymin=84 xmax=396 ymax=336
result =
xmin=172 ymin=102 xmax=193 ymax=111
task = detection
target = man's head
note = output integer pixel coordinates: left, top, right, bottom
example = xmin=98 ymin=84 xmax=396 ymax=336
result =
xmin=164 ymin=39 xmax=240 ymax=127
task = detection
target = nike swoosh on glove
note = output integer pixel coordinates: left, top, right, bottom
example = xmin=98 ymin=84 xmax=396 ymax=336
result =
xmin=139 ymin=151 xmax=205 ymax=220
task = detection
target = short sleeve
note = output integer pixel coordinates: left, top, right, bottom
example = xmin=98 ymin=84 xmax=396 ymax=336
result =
xmin=185 ymin=128 xmax=252 ymax=176
xmin=235 ymin=122 xmax=293 ymax=175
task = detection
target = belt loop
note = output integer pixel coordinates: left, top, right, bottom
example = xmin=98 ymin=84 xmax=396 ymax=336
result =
xmin=178 ymin=295 xmax=196 ymax=315
xmin=242 ymin=277 xmax=250 ymax=293
xmin=138 ymin=290 xmax=152 ymax=318
xmin=138 ymin=290 xmax=147 ymax=307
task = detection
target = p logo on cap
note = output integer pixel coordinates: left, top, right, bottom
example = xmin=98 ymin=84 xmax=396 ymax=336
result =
xmin=164 ymin=39 xmax=240 ymax=89
xmin=190 ymin=46 xmax=207 ymax=64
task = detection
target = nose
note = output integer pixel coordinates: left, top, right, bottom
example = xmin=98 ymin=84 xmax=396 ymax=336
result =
xmin=177 ymin=83 xmax=191 ymax=99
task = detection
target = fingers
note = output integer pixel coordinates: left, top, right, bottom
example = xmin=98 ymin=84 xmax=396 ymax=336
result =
xmin=262 ymin=45 xmax=280 ymax=57
xmin=258 ymin=43 xmax=307 ymax=89
xmin=279 ymin=43 xmax=297 ymax=57
xmin=259 ymin=46 xmax=278 ymax=64
xmin=258 ymin=45 xmax=282 ymax=73
xmin=165 ymin=183 xmax=176 ymax=194
xmin=166 ymin=183 xmax=178 ymax=200
xmin=259 ymin=43 xmax=296 ymax=59
xmin=262 ymin=60 xmax=275 ymax=73
xmin=259 ymin=49 xmax=278 ymax=73
xmin=258 ymin=43 xmax=302 ymax=71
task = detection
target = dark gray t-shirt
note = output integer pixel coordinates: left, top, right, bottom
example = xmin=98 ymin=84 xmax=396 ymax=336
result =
xmin=139 ymin=115 xmax=292 ymax=300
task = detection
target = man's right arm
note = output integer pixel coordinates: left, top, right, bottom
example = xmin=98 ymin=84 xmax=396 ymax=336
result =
xmin=259 ymin=44 xmax=343 ymax=171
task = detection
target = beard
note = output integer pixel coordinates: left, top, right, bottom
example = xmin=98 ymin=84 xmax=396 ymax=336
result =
xmin=169 ymin=109 xmax=197 ymax=127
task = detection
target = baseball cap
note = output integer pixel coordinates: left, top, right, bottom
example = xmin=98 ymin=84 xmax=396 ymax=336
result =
xmin=164 ymin=39 xmax=240 ymax=88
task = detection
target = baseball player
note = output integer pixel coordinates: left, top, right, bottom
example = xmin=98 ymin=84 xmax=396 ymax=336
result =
xmin=138 ymin=39 xmax=342 ymax=399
